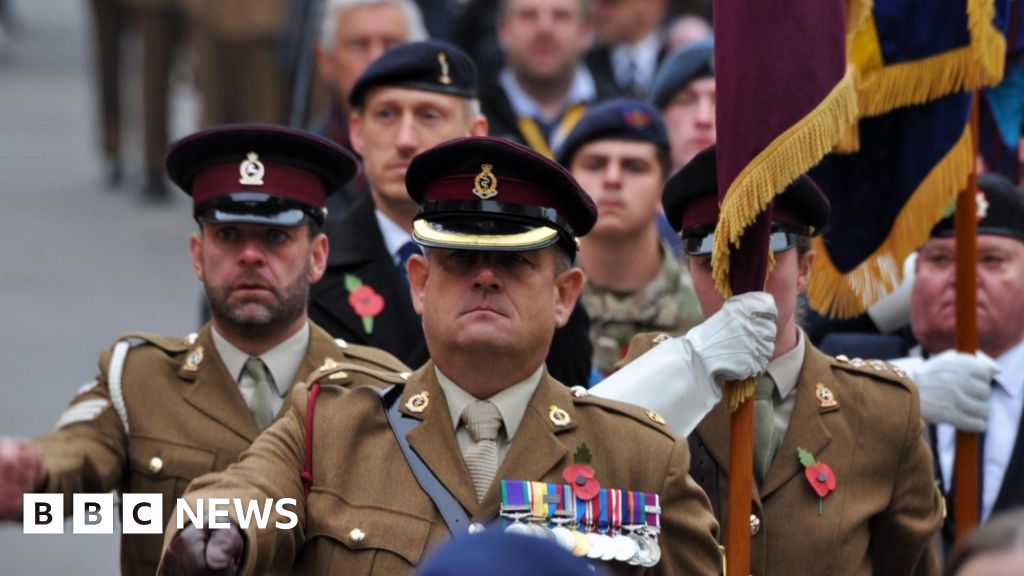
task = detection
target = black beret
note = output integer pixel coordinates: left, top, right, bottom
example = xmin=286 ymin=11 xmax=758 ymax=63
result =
xmin=166 ymin=124 xmax=358 ymax=226
xmin=663 ymin=146 xmax=830 ymax=235
xmin=648 ymin=36 xmax=714 ymax=109
xmin=930 ymin=172 xmax=1024 ymax=243
xmin=348 ymin=40 xmax=478 ymax=108
xmin=406 ymin=136 xmax=597 ymax=257
xmin=555 ymin=98 xmax=670 ymax=167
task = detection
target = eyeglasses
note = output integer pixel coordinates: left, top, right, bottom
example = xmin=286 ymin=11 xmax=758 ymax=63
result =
xmin=681 ymin=223 xmax=805 ymax=257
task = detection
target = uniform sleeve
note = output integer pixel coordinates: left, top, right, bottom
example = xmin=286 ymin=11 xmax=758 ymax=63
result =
xmin=591 ymin=334 xmax=721 ymax=438
xmin=35 ymin=346 xmax=128 ymax=511
xmin=161 ymin=384 xmax=311 ymax=576
xmin=869 ymin=383 xmax=942 ymax=575
xmin=657 ymin=438 xmax=723 ymax=575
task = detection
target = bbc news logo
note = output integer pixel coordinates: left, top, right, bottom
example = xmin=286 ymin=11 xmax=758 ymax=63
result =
xmin=22 ymin=494 xmax=298 ymax=534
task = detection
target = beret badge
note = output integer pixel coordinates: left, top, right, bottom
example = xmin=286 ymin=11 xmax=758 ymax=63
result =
xmin=438 ymin=51 xmax=452 ymax=85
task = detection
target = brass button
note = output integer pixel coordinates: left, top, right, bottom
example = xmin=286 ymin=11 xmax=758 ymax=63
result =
xmin=349 ymin=528 xmax=366 ymax=543
xmin=148 ymin=457 xmax=163 ymax=474
xmin=749 ymin=513 xmax=761 ymax=536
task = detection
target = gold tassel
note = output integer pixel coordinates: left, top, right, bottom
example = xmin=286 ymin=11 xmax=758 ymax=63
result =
xmin=806 ymin=124 xmax=974 ymax=318
xmin=712 ymin=67 xmax=859 ymax=299
xmin=725 ymin=377 xmax=757 ymax=413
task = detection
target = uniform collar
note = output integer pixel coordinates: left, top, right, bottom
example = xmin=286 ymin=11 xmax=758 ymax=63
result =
xmin=210 ymin=322 xmax=311 ymax=398
xmin=767 ymin=327 xmax=805 ymax=401
xmin=498 ymin=65 xmax=597 ymax=123
xmin=435 ymin=364 xmax=545 ymax=441
xmin=374 ymin=207 xmax=413 ymax=265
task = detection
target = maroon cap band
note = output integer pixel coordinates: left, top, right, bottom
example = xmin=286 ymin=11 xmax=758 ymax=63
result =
xmin=423 ymin=175 xmax=577 ymax=225
xmin=192 ymin=161 xmax=327 ymax=208
xmin=680 ymin=195 xmax=803 ymax=231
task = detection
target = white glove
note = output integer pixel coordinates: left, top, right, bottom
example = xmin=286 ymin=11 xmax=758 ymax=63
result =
xmin=891 ymin=350 xmax=997 ymax=432
xmin=685 ymin=292 xmax=778 ymax=384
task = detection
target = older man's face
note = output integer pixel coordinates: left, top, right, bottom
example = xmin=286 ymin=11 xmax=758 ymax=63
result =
xmin=911 ymin=235 xmax=1024 ymax=357
xmin=318 ymin=3 xmax=410 ymax=103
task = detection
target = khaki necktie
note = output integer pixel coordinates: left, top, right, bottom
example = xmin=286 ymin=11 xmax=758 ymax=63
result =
xmin=461 ymin=400 xmax=503 ymax=502
xmin=243 ymin=357 xmax=276 ymax=431
xmin=753 ymin=373 xmax=777 ymax=486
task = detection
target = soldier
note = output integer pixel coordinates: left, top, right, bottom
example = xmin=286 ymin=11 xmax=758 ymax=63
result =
xmin=594 ymin=147 xmax=944 ymax=575
xmin=557 ymin=98 xmax=702 ymax=377
xmin=648 ymin=36 xmax=715 ymax=171
xmin=0 ymin=125 xmax=408 ymax=574
xmin=160 ymin=136 xmax=729 ymax=575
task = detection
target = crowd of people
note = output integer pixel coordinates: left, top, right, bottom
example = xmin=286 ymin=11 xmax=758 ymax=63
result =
xmin=0 ymin=0 xmax=1022 ymax=574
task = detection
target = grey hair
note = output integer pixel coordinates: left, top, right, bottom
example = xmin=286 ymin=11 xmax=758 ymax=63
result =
xmin=497 ymin=0 xmax=593 ymax=19
xmin=320 ymin=0 xmax=428 ymax=52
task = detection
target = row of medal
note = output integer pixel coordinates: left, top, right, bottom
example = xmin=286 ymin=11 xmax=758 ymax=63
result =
xmin=498 ymin=480 xmax=662 ymax=567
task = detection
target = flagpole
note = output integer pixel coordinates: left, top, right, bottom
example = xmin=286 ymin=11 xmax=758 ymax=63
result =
xmin=953 ymin=92 xmax=981 ymax=543
xmin=725 ymin=394 xmax=755 ymax=575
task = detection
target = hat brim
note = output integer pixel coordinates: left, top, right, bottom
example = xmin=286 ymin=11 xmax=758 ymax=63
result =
xmin=194 ymin=193 xmax=324 ymax=227
xmin=412 ymin=217 xmax=560 ymax=251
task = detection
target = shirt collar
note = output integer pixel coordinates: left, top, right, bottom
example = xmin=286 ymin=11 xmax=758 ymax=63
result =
xmin=435 ymin=365 xmax=545 ymax=440
xmin=210 ymin=322 xmax=311 ymax=397
xmin=995 ymin=338 xmax=1024 ymax=398
xmin=610 ymin=31 xmax=661 ymax=86
xmin=498 ymin=66 xmax=597 ymax=122
xmin=374 ymin=208 xmax=413 ymax=265
xmin=767 ymin=327 xmax=805 ymax=401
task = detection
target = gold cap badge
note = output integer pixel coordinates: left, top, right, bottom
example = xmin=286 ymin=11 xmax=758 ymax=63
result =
xmin=549 ymin=405 xmax=571 ymax=427
xmin=405 ymin=391 xmax=430 ymax=413
xmin=438 ymin=52 xmax=452 ymax=85
xmin=183 ymin=346 xmax=204 ymax=372
xmin=815 ymin=383 xmax=838 ymax=408
xmin=239 ymin=152 xmax=265 ymax=186
xmin=473 ymin=164 xmax=498 ymax=199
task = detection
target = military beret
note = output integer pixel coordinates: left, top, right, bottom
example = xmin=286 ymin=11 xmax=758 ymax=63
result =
xmin=663 ymin=146 xmax=830 ymax=255
xmin=166 ymin=124 xmax=358 ymax=227
xmin=648 ymin=36 xmax=714 ymax=109
xmin=348 ymin=40 xmax=478 ymax=108
xmin=930 ymin=173 xmax=1024 ymax=244
xmin=406 ymin=136 xmax=597 ymax=257
xmin=555 ymin=98 xmax=670 ymax=167
xmin=419 ymin=531 xmax=595 ymax=576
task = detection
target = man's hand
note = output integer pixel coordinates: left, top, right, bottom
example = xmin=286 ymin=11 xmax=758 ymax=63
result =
xmin=161 ymin=522 xmax=244 ymax=576
xmin=685 ymin=292 xmax=778 ymax=384
xmin=894 ymin=350 xmax=998 ymax=432
xmin=0 ymin=438 xmax=46 ymax=519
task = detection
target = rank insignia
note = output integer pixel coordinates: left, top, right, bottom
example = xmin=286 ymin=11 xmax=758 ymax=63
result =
xmin=318 ymin=357 xmax=341 ymax=373
xmin=549 ymin=405 xmax=571 ymax=427
xmin=405 ymin=391 xmax=429 ymax=413
xmin=183 ymin=346 xmax=204 ymax=372
xmin=472 ymin=163 xmax=498 ymax=199
xmin=437 ymin=51 xmax=452 ymax=85
xmin=239 ymin=152 xmax=265 ymax=186
xmin=815 ymin=383 xmax=838 ymax=408
xmin=646 ymin=410 xmax=666 ymax=425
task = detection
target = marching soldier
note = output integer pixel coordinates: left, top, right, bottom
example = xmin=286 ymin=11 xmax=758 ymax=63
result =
xmin=160 ymin=136 xmax=730 ymax=575
xmin=594 ymin=147 xmax=944 ymax=575
xmin=0 ymin=125 xmax=408 ymax=574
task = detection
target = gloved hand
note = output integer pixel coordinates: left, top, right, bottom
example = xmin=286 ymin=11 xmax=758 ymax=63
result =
xmin=160 ymin=521 xmax=244 ymax=576
xmin=684 ymin=292 xmax=778 ymax=384
xmin=0 ymin=438 xmax=46 ymax=519
xmin=892 ymin=350 xmax=997 ymax=432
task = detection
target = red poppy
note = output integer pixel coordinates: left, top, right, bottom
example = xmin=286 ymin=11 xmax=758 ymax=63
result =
xmin=349 ymin=285 xmax=384 ymax=317
xmin=804 ymin=463 xmax=836 ymax=498
xmin=562 ymin=463 xmax=601 ymax=501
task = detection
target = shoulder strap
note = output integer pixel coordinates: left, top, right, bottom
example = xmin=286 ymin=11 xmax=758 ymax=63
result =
xmin=107 ymin=341 xmax=132 ymax=434
xmin=380 ymin=385 xmax=471 ymax=536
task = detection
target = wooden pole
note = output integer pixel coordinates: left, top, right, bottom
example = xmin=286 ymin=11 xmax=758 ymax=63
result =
xmin=953 ymin=92 xmax=981 ymax=544
xmin=725 ymin=395 xmax=755 ymax=576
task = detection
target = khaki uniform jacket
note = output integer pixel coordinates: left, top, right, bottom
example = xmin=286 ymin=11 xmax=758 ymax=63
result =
xmin=621 ymin=334 xmax=943 ymax=576
xmin=169 ymin=361 xmax=724 ymax=575
xmin=37 ymin=322 xmax=407 ymax=575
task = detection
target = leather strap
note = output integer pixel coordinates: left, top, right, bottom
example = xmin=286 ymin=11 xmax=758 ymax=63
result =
xmin=381 ymin=385 xmax=472 ymax=536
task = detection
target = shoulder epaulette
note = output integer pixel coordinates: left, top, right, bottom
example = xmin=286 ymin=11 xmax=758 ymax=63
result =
xmin=566 ymin=386 xmax=675 ymax=440
xmin=115 ymin=331 xmax=198 ymax=354
xmin=307 ymin=361 xmax=412 ymax=388
xmin=332 ymin=338 xmax=410 ymax=373
xmin=830 ymin=354 xmax=911 ymax=385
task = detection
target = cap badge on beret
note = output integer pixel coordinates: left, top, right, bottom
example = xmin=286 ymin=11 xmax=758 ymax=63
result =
xmin=438 ymin=52 xmax=452 ymax=85
xmin=472 ymin=163 xmax=499 ymax=199
xmin=239 ymin=152 xmax=265 ymax=186
xmin=624 ymin=108 xmax=651 ymax=129
xmin=977 ymin=190 xmax=989 ymax=219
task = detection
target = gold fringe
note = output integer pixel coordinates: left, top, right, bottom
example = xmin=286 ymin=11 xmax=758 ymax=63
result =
xmin=712 ymin=66 xmax=859 ymax=299
xmin=846 ymin=0 xmax=873 ymax=39
xmin=806 ymin=123 xmax=974 ymax=318
xmin=852 ymin=0 xmax=1005 ymax=117
xmin=834 ymin=120 xmax=861 ymax=153
xmin=725 ymin=377 xmax=757 ymax=413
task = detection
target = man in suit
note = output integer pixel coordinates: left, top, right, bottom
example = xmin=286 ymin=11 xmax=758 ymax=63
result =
xmin=895 ymin=173 xmax=1024 ymax=549
xmin=309 ymin=40 xmax=595 ymax=387
xmin=160 ymin=135 xmax=728 ymax=575
xmin=594 ymin=147 xmax=944 ymax=575
xmin=586 ymin=0 xmax=669 ymax=98
xmin=0 ymin=125 xmax=407 ymax=574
